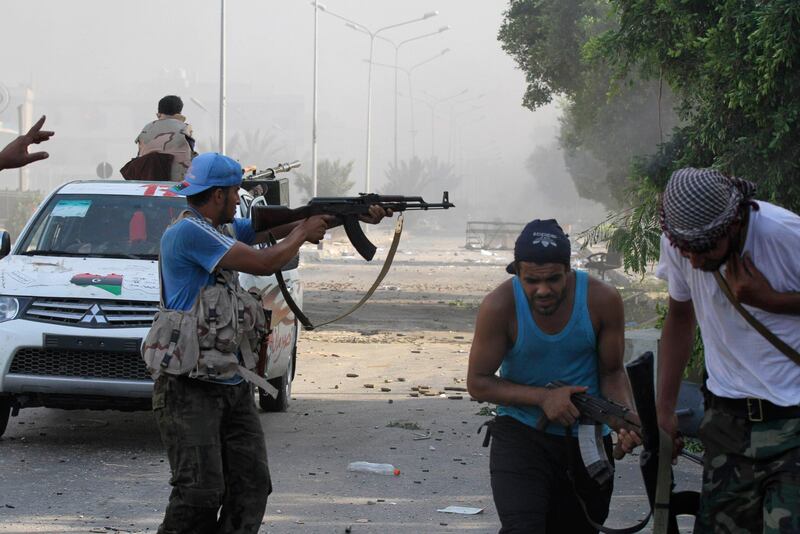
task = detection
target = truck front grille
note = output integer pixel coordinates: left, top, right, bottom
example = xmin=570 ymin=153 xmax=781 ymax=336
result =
xmin=9 ymin=348 xmax=151 ymax=380
xmin=23 ymin=298 xmax=158 ymax=328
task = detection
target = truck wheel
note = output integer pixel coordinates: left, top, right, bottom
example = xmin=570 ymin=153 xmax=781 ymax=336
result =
xmin=0 ymin=397 xmax=11 ymax=438
xmin=259 ymin=331 xmax=296 ymax=413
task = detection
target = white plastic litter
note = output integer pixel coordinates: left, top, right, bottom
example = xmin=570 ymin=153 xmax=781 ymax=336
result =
xmin=437 ymin=506 xmax=484 ymax=515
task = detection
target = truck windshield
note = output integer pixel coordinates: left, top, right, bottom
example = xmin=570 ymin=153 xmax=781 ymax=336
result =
xmin=17 ymin=194 xmax=188 ymax=260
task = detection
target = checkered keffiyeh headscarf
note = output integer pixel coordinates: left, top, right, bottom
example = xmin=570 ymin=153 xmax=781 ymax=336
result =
xmin=660 ymin=168 xmax=757 ymax=252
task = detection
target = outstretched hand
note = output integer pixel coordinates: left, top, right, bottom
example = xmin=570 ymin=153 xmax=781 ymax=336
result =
xmin=358 ymin=205 xmax=393 ymax=225
xmin=0 ymin=116 xmax=54 ymax=171
xmin=725 ymin=252 xmax=775 ymax=310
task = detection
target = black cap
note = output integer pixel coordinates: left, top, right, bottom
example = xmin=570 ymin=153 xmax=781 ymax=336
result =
xmin=505 ymin=219 xmax=571 ymax=274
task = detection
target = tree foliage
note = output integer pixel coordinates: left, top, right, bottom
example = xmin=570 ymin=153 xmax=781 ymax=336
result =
xmin=293 ymin=159 xmax=356 ymax=202
xmin=598 ymin=0 xmax=800 ymax=212
xmin=498 ymin=0 xmax=678 ymax=209
xmin=502 ymin=0 xmax=800 ymax=274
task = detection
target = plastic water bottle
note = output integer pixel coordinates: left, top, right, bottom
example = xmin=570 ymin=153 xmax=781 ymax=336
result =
xmin=347 ymin=461 xmax=400 ymax=476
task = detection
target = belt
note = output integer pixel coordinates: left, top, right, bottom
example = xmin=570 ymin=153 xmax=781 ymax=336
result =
xmin=706 ymin=392 xmax=800 ymax=422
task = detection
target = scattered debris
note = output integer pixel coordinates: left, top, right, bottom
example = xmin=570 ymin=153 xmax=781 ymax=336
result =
xmin=387 ymin=420 xmax=422 ymax=430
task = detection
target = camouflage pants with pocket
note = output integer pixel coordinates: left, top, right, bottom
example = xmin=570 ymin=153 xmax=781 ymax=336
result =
xmin=695 ymin=407 xmax=800 ymax=534
xmin=153 ymin=375 xmax=272 ymax=534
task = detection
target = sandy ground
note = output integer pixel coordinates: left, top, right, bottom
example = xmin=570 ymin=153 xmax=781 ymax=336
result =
xmin=0 ymin=233 xmax=700 ymax=533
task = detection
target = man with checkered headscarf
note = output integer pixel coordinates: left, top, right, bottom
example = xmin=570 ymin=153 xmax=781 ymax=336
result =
xmin=656 ymin=167 xmax=800 ymax=533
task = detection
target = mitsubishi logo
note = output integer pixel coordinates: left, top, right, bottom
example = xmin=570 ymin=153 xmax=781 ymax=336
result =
xmin=81 ymin=304 xmax=108 ymax=324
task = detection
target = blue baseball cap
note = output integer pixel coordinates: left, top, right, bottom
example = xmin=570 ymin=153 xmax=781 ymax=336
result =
xmin=172 ymin=152 xmax=242 ymax=196
xmin=506 ymin=219 xmax=571 ymax=274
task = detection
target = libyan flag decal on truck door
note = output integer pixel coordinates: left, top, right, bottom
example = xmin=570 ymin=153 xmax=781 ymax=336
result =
xmin=70 ymin=273 xmax=123 ymax=296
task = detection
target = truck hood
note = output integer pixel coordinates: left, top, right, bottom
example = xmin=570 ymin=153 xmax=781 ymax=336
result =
xmin=0 ymin=255 xmax=158 ymax=301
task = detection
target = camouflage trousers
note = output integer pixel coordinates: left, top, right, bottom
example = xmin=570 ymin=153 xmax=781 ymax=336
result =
xmin=153 ymin=375 xmax=272 ymax=534
xmin=695 ymin=407 xmax=800 ymax=534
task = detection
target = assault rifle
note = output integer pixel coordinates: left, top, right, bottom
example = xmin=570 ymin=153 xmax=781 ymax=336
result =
xmin=240 ymin=160 xmax=301 ymax=197
xmin=627 ymin=352 xmax=700 ymax=534
xmin=251 ymin=192 xmax=455 ymax=261
xmin=538 ymin=381 xmax=703 ymax=463
xmin=537 ymin=376 xmax=702 ymax=534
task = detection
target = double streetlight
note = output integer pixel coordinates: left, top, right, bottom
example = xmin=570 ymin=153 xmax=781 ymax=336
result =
xmin=420 ymin=88 xmax=468 ymax=158
xmin=368 ymin=27 xmax=450 ymax=166
xmin=315 ymin=3 xmax=438 ymax=193
xmin=369 ymin=48 xmax=451 ymax=159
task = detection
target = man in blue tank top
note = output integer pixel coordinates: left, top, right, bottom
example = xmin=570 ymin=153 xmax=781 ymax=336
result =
xmin=467 ymin=219 xmax=641 ymax=533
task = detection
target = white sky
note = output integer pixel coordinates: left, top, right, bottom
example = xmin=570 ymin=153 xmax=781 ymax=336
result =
xmin=1 ymin=0 xmax=603 ymax=226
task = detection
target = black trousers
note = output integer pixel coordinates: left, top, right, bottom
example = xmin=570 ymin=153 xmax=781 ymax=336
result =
xmin=489 ymin=415 xmax=614 ymax=534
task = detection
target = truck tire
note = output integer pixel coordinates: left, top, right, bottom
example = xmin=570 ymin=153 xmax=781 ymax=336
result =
xmin=259 ymin=329 xmax=297 ymax=413
xmin=0 ymin=397 xmax=11 ymax=438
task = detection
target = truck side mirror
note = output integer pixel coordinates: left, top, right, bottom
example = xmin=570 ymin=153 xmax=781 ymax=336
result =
xmin=0 ymin=231 xmax=10 ymax=258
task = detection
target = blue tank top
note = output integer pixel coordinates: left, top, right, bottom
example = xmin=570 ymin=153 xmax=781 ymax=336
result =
xmin=497 ymin=270 xmax=607 ymax=436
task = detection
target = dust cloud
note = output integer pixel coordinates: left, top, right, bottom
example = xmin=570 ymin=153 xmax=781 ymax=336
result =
xmin=0 ymin=0 xmax=605 ymax=237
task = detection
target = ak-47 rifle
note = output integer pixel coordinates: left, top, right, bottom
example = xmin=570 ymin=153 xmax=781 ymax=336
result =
xmin=539 ymin=381 xmax=702 ymax=465
xmin=251 ymin=192 xmax=455 ymax=261
xmin=537 ymin=374 xmax=701 ymax=534
xmin=240 ymin=160 xmax=301 ymax=200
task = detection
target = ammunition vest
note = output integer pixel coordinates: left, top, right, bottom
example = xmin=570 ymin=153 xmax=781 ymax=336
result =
xmin=142 ymin=210 xmax=266 ymax=382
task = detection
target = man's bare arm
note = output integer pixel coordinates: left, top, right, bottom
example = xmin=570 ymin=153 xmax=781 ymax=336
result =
xmin=656 ymin=297 xmax=696 ymax=459
xmin=251 ymin=205 xmax=391 ymax=245
xmin=466 ymin=286 xmax=584 ymax=427
xmin=594 ymin=282 xmax=641 ymax=455
xmin=219 ymin=216 xmax=327 ymax=275
xmin=253 ymin=221 xmax=304 ymax=244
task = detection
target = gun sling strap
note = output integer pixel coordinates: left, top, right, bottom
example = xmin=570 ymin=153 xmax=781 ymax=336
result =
xmin=270 ymin=215 xmax=405 ymax=331
xmin=713 ymin=270 xmax=800 ymax=366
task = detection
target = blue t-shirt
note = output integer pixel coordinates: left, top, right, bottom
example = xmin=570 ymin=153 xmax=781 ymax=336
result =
xmin=159 ymin=210 xmax=256 ymax=385
xmin=160 ymin=211 xmax=256 ymax=310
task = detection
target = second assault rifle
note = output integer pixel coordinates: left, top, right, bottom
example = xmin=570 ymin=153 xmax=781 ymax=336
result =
xmin=537 ymin=377 xmax=701 ymax=534
xmin=251 ymin=192 xmax=455 ymax=261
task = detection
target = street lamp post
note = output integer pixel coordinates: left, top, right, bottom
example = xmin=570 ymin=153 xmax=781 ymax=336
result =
xmin=316 ymin=4 xmax=437 ymax=193
xmin=420 ymin=88 xmax=467 ymax=159
xmin=382 ymin=27 xmax=449 ymax=166
xmin=312 ymin=0 xmax=319 ymax=196
xmin=219 ymin=0 xmax=227 ymax=154
xmin=369 ymin=48 xmax=451 ymax=159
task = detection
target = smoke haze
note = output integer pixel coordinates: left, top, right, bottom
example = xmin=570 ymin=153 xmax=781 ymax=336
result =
xmin=0 ymin=0 xmax=605 ymax=234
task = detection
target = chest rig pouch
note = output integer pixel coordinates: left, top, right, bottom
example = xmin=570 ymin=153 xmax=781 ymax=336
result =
xmin=142 ymin=211 xmax=270 ymax=389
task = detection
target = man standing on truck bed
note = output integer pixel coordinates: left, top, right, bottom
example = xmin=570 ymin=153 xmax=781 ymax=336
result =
xmin=146 ymin=152 xmax=389 ymax=534
xmin=123 ymin=95 xmax=196 ymax=181
xmin=467 ymin=219 xmax=640 ymax=533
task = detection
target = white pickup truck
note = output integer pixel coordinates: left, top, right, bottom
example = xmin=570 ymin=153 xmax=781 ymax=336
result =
xmin=0 ymin=180 xmax=302 ymax=437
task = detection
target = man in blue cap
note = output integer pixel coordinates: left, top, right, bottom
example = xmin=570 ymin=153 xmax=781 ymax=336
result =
xmin=467 ymin=219 xmax=640 ymax=533
xmin=152 ymin=152 xmax=388 ymax=534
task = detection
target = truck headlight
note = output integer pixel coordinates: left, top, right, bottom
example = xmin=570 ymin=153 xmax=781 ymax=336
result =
xmin=0 ymin=296 xmax=20 ymax=322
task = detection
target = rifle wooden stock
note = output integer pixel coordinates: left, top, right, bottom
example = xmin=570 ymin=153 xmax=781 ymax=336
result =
xmin=250 ymin=192 xmax=455 ymax=262
xmin=626 ymin=351 xmax=698 ymax=534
